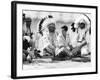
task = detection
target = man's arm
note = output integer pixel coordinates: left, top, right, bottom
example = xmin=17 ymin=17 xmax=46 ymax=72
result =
xmin=77 ymin=40 xmax=87 ymax=49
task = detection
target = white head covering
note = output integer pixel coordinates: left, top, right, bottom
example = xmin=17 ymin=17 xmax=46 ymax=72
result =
xmin=74 ymin=14 xmax=90 ymax=29
xmin=41 ymin=18 xmax=56 ymax=31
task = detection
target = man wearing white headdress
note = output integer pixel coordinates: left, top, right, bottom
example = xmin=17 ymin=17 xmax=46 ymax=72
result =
xmin=69 ymin=14 xmax=91 ymax=57
xmin=37 ymin=16 xmax=58 ymax=56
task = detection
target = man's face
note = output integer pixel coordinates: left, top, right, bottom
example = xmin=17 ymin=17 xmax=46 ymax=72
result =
xmin=77 ymin=22 xmax=86 ymax=42
xmin=47 ymin=23 xmax=56 ymax=33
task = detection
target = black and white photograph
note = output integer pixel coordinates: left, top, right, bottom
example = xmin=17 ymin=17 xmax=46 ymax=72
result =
xmin=22 ymin=10 xmax=91 ymax=69
xmin=11 ymin=1 xmax=97 ymax=79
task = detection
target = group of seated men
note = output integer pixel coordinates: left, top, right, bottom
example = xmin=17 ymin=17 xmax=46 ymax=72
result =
xmin=23 ymin=14 xmax=91 ymax=63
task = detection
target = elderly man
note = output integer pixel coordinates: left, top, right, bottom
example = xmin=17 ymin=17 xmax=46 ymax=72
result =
xmin=68 ymin=14 xmax=90 ymax=58
xmin=38 ymin=17 xmax=58 ymax=57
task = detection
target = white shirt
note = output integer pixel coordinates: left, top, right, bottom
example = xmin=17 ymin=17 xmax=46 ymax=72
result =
xmin=57 ymin=32 xmax=70 ymax=48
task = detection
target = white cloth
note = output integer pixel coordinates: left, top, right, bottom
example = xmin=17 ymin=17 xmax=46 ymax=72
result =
xmin=37 ymin=32 xmax=58 ymax=56
xmin=42 ymin=18 xmax=56 ymax=31
xmin=74 ymin=14 xmax=90 ymax=29
xmin=57 ymin=33 xmax=70 ymax=48
xmin=68 ymin=27 xmax=79 ymax=48
xmin=55 ymin=32 xmax=70 ymax=55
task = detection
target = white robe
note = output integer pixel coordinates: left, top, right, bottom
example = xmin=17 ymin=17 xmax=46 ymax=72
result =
xmin=68 ymin=27 xmax=78 ymax=48
xmin=55 ymin=32 xmax=70 ymax=55
xmin=37 ymin=31 xmax=58 ymax=56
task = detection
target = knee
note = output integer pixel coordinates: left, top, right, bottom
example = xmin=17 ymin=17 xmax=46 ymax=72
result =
xmin=81 ymin=46 xmax=89 ymax=55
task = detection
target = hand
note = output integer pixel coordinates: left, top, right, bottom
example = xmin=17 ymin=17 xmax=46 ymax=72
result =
xmin=71 ymin=47 xmax=80 ymax=55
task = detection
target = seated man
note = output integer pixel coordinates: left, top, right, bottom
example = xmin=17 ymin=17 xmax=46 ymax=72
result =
xmin=54 ymin=25 xmax=71 ymax=60
xmin=43 ymin=22 xmax=57 ymax=56
xmin=38 ymin=17 xmax=58 ymax=57
xmin=55 ymin=25 xmax=87 ymax=61
xmin=69 ymin=14 xmax=90 ymax=57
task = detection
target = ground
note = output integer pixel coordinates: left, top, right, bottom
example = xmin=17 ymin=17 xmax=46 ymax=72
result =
xmin=23 ymin=56 xmax=91 ymax=70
